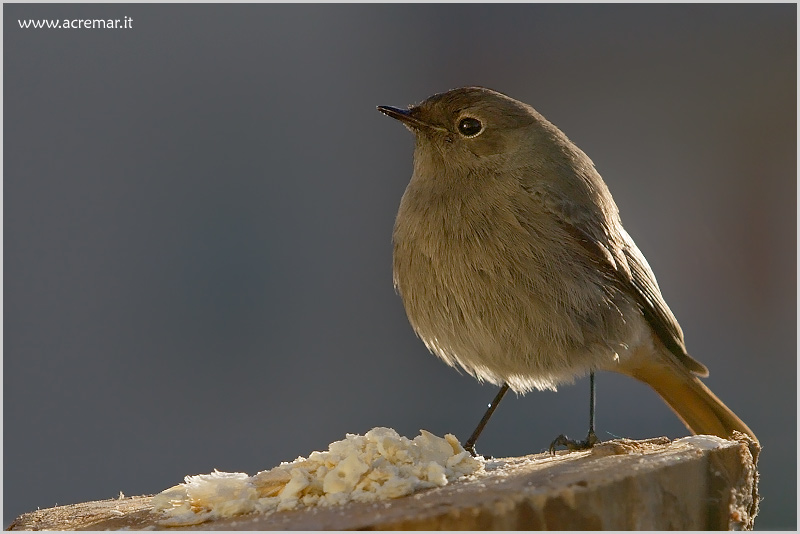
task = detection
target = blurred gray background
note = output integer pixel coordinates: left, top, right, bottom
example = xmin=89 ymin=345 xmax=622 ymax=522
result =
xmin=4 ymin=4 xmax=795 ymax=529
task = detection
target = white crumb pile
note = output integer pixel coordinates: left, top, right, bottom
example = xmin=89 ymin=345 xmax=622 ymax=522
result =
xmin=151 ymin=427 xmax=484 ymax=526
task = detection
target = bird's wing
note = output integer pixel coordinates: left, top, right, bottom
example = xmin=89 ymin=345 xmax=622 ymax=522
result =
xmin=543 ymin=192 xmax=709 ymax=377
xmin=619 ymin=229 xmax=708 ymax=376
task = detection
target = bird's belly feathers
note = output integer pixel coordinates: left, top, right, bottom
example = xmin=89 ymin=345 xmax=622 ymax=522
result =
xmin=392 ymin=203 xmax=648 ymax=393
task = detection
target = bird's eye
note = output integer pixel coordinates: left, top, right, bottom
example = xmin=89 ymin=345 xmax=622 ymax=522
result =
xmin=457 ymin=117 xmax=483 ymax=137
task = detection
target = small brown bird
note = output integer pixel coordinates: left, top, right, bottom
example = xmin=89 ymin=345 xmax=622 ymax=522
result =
xmin=378 ymin=87 xmax=757 ymax=454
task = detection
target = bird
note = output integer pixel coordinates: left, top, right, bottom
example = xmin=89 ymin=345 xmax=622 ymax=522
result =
xmin=377 ymin=86 xmax=758 ymax=455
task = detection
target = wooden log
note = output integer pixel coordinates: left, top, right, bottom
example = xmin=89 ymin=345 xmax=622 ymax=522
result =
xmin=6 ymin=433 xmax=759 ymax=531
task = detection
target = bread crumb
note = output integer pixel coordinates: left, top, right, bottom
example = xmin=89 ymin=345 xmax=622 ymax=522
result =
xmin=152 ymin=427 xmax=483 ymax=526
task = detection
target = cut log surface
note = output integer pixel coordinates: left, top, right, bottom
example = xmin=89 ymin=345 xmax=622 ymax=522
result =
xmin=7 ymin=434 xmax=759 ymax=531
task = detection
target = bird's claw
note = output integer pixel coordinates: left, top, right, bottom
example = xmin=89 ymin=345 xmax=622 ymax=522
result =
xmin=464 ymin=443 xmax=493 ymax=460
xmin=548 ymin=430 xmax=598 ymax=454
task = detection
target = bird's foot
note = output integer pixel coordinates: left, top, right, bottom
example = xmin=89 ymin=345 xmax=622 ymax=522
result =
xmin=464 ymin=444 xmax=493 ymax=460
xmin=548 ymin=430 xmax=598 ymax=454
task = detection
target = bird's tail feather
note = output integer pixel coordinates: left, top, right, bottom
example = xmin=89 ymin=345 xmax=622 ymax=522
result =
xmin=618 ymin=348 xmax=758 ymax=444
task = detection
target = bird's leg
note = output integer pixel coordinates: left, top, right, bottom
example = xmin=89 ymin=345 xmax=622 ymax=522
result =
xmin=549 ymin=371 xmax=599 ymax=454
xmin=464 ymin=383 xmax=510 ymax=457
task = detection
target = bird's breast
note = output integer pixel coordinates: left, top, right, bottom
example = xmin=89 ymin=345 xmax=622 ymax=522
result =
xmin=390 ymin=173 xmax=642 ymax=392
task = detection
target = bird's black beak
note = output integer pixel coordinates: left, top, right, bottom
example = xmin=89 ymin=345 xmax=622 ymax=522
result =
xmin=377 ymin=105 xmax=430 ymax=131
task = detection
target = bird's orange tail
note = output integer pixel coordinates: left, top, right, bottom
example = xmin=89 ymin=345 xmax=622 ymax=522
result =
xmin=618 ymin=348 xmax=758 ymax=444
